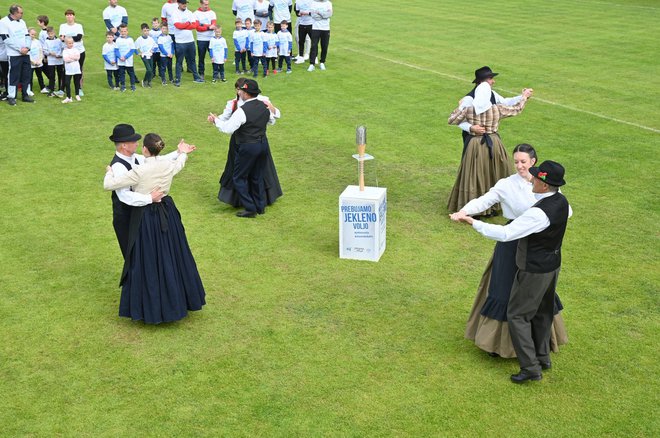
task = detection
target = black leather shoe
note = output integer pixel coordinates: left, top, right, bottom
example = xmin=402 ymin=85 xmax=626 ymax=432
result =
xmin=7 ymin=97 xmax=16 ymax=106
xmin=22 ymin=96 xmax=35 ymax=103
xmin=510 ymin=370 xmax=542 ymax=384
xmin=540 ymin=361 xmax=552 ymax=370
xmin=236 ymin=210 xmax=257 ymax=218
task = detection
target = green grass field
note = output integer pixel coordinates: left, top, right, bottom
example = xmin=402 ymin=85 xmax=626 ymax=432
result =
xmin=1 ymin=0 xmax=658 ymax=436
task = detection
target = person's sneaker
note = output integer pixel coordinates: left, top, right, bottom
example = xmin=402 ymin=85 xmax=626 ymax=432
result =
xmin=235 ymin=70 xmax=240 ymax=75
xmin=120 ymin=87 xmax=126 ymax=92
xmin=55 ymin=90 xmax=65 ymax=97
xmin=0 ymin=91 xmax=8 ymax=101
xmin=307 ymin=64 xmax=315 ymax=72
xmin=221 ymin=78 xmax=227 ymax=82
xmin=212 ymin=78 xmax=217 ymax=83
xmin=295 ymin=56 xmax=304 ymax=64
xmin=75 ymin=95 xmax=81 ymax=101
xmin=7 ymin=97 xmax=16 ymax=106
xmin=286 ymin=69 xmax=292 ymax=74
xmin=61 ymin=97 xmax=72 ymax=104
xmin=40 ymin=87 xmax=50 ymax=94
xmin=26 ymin=90 xmax=35 ymax=97
xmin=242 ymin=70 xmax=248 ymax=74
xmin=113 ymin=86 xmax=120 ymax=91
xmin=47 ymin=92 xmax=55 ymax=97
xmin=162 ymin=81 xmax=167 ymax=86
xmin=319 ymin=63 xmax=326 ymax=70
xmin=193 ymin=78 xmax=205 ymax=83
xmin=131 ymin=85 xmax=136 ymax=91
xmin=147 ymin=82 xmax=152 ymax=88
xmin=78 ymin=89 xmax=84 ymax=96
xmin=22 ymin=96 xmax=35 ymax=103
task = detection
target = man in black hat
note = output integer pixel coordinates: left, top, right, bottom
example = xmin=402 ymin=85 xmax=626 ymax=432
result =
xmin=108 ymin=123 xmax=167 ymax=257
xmin=208 ymin=79 xmax=277 ymax=217
xmin=457 ymin=161 xmax=571 ymax=383
xmin=458 ymin=66 xmax=533 ymax=137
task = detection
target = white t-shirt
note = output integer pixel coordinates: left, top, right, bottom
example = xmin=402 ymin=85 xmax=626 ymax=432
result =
xmin=171 ymin=8 xmax=196 ymax=44
xmin=161 ymin=2 xmax=179 ymax=34
xmin=194 ymin=9 xmax=217 ymax=41
xmin=253 ymin=1 xmax=270 ymax=27
xmin=59 ymin=22 xmax=85 ymax=53
xmin=102 ymin=42 xmax=118 ymax=70
xmin=295 ymin=0 xmax=314 ymax=26
xmin=63 ymin=47 xmax=81 ymax=75
xmin=209 ymin=36 xmax=228 ymax=64
xmin=115 ymin=36 xmax=136 ymax=67
xmin=233 ymin=0 xmax=255 ymax=23
xmin=44 ymin=38 xmax=64 ymax=65
xmin=310 ymin=1 xmax=332 ymax=31
xmin=103 ymin=5 xmax=128 ymax=30
xmin=270 ymin=0 xmax=292 ymax=24
xmin=135 ymin=35 xmax=156 ymax=58
xmin=29 ymin=39 xmax=43 ymax=68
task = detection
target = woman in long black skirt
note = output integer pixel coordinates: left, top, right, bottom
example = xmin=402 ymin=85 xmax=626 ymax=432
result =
xmin=104 ymin=134 xmax=205 ymax=324
xmin=216 ymin=78 xmax=282 ymax=207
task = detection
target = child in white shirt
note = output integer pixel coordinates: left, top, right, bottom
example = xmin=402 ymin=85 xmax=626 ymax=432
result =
xmin=232 ymin=18 xmax=248 ymax=74
xmin=61 ymin=37 xmax=81 ymax=102
xmin=28 ymin=28 xmax=44 ymax=95
xmin=264 ymin=22 xmax=279 ymax=74
xmin=114 ymin=24 xmax=137 ymax=91
xmin=43 ymin=26 xmax=64 ymax=96
xmin=102 ymin=31 xmax=119 ymax=90
xmin=135 ymin=23 xmax=157 ymax=87
xmin=249 ymin=19 xmax=267 ymax=77
xmin=157 ymin=24 xmax=174 ymax=84
xmin=209 ymin=27 xmax=228 ymax=82
xmin=277 ymin=20 xmax=293 ymax=73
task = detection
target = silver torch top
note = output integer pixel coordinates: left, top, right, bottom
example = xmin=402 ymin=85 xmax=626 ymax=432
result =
xmin=356 ymin=125 xmax=367 ymax=146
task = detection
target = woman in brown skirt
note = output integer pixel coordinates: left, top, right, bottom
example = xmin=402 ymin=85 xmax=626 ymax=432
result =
xmin=447 ymin=78 xmax=533 ymax=217
xmin=449 ymin=144 xmax=568 ymax=358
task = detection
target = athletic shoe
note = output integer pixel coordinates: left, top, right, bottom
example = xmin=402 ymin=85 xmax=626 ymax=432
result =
xmin=40 ymin=87 xmax=50 ymax=94
xmin=26 ymin=90 xmax=35 ymax=96
xmin=162 ymin=81 xmax=167 ymax=86
xmin=131 ymin=86 xmax=136 ymax=91
xmin=22 ymin=96 xmax=35 ymax=103
xmin=193 ymin=78 xmax=205 ymax=83
xmin=235 ymin=70 xmax=240 ymax=74
xmin=294 ymin=56 xmax=304 ymax=64
xmin=307 ymin=64 xmax=315 ymax=72
xmin=75 ymin=95 xmax=81 ymax=101
xmin=55 ymin=90 xmax=65 ymax=97
xmin=0 ymin=92 xmax=8 ymax=101
xmin=7 ymin=97 xmax=16 ymax=106
xmin=141 ymin=80 xmax=146 ymax=87
xmin=320 ymin=63 xmax=326 ymax=71
xmin=47 ymin=92 xmax=56 ymax=97
xmin=221 ymin=78 xmax=227 ymax=82
xmin=212 ymin=78 xmax=217 ymax=83
xmin=303 ymin=54 xmax=309 ymax=60
xmin=113 ymin=87 xmax=120 ymax=91
xmin=286 ymin=69 xmax=292 ymax=74
xmin=173 ymin=81 xmax=180 ymax=87
xmin=79 ymin=89 xmax=84 ymax=96
xmin=61 ymin=97 xmax=72 ymax=104
xmin=120 ymin=87 xmax=126 ymax=92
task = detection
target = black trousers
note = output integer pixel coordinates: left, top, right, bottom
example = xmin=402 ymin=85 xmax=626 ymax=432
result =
xmin=297 ymin=24 xmax=312 ymax=56
xmin=233 ymin=141 xmax=268 ymax=213
xmin=310 ymin=29 xmax=330 ymax=64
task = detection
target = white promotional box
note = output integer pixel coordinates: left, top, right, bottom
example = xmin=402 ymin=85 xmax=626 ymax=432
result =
xmin=339 ymin=185 xmax=387 ymax=262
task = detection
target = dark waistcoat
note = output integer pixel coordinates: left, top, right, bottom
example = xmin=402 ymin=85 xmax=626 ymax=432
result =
xmin=235 ymin=99 xmax=270 ymax=144
xmin=516 ymin=192 xmax=569 ymax=273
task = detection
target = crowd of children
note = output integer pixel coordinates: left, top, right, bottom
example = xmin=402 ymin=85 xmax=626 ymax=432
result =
xmin=1 ymin=2 xmax=331 ymax=105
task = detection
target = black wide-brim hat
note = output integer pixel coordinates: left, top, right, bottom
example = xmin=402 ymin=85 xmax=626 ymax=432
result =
xmin=472 ymin=66 xmax=499 ymax=84
xmin=530 ymin=160 xmax=566 ymax=187
xmin=239 ymin=79 xmax=261 ymax=95
xmin=109 ymin=124 xmax=142 ymax=143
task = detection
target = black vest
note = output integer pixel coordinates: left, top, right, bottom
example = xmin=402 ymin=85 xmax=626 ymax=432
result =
xmin=110 ymin=155 xmax=135 ymax=209
xmin=235 ymin=99 xmax=270 ymax=144
xmin=516 ymin=192 xmax=569 ymax=273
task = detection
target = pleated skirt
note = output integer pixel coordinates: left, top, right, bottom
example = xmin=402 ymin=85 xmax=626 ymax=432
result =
xmin=447 ymin=133 xmax=512 ymax=215
xmin=119 ymin=196 xmax=206 ymax=324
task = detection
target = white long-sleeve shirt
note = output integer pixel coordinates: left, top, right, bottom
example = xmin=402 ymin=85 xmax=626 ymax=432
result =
xmin=213 ymin=97 xmax=277 ymax=134
xmin=458 ymin=90 xmax=523 ymax=133
xmin=471 ymin=191 xmax=572 ymax=242
xmin=109 ymin=150 xmax=180 ymax=206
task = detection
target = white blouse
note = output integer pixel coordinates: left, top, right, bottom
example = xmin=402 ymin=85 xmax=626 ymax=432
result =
xmin=461 ymin=173 xmax=535 ymax=220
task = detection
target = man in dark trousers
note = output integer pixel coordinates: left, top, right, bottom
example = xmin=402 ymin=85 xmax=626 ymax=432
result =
xmin=457 ymin=161 xmax=571 ymax=383
xmin=208 ymin=79 xmax=277 ymax=218
xmin=107 ymin=124 xmax=164 ymax=257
